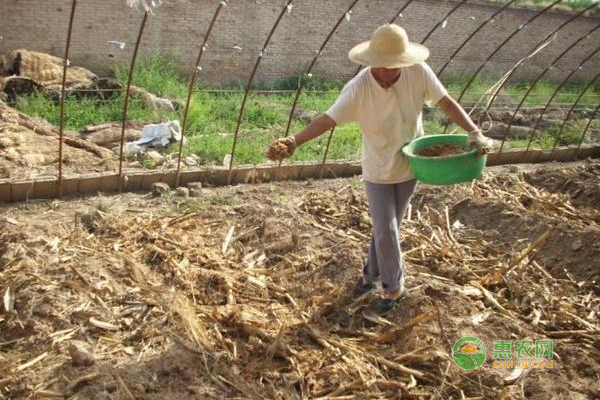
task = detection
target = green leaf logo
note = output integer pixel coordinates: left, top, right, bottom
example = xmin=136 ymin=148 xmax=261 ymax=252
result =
xmin=452 ymin=336 xmax=487 ymax=370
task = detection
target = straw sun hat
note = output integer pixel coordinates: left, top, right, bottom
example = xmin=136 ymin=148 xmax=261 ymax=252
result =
xmin=349 ymin=24 xmax=429 ymax=68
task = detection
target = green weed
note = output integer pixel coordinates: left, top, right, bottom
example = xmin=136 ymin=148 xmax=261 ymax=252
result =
xmin=12 ymin=53 xmax=600 ymax=166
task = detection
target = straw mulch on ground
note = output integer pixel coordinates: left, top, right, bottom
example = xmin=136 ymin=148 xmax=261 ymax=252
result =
xmin=1 ymin=160 xmax=599 ymax=399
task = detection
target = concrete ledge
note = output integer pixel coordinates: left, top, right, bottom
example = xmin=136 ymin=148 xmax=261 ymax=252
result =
xmin=486 ymin=146 xmax=600 ymax=166
xmin=34 ymin=176 xmax=59 ymax=199
xmin=77 ymin=172 xmax=104 ymax=196
xmin=9 ymin=180 xmax=34 ymax=202
xmin=62 ymin=174 xmax=80 ymax=197
xmin=1 ymin=146 xmax=599 ymax=203
xmin=0 ymin=180 xmax=11 ymax=202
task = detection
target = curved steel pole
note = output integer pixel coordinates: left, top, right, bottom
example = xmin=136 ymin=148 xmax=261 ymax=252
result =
xmin=57 ymin=0 xmax=78 ymax=198
xmin=497 ymin=23 xmax=600 ymax=153
xmin=485 ymin=3 xmax=597 ymax=113
xmin=389 ymin=0 xmax=418 ymax=24
xmin=437 ymin=0 xmax=519 ymax=77
xmin=330 ymin=0 xmax=418 ymax=95
xmin=118 ymin=11 xmax=148 ymax=191
xmin=175 ymin=3 xmax=225 ymax=187
xmin=551 ymin=69 xmax=600 ymax=152
xmin=575 ymin=101 xmax=600 ymax=157
xmin=526 ymin=43 xmax=600 ymax=150
xmin=320 ymin=0 xmax=419 ymax=170
xmin=283 ymin=0 xmax=362 ymax=138
xmin=443 ymin=0 xmax=563 ymax=133
xmin=420 ymin=0 xmax=469 ymax=44
xmin=228 ymin=0 xmax=295 ymax=180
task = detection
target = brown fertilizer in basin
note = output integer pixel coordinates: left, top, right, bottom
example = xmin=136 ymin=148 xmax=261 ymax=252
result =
xmin=416 ymin=144 xmax=468 ymax=157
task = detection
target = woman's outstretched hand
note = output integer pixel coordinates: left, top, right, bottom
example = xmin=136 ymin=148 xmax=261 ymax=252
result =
xmin=467 ymin=129 xmax=493 ymax=156
xmin=266 ymin=136 xmax=297 ymax=161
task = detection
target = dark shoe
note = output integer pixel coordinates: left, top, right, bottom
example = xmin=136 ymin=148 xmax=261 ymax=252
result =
xmin=375 ymin=286 xmax=409 ymax=315
xmin=355 ymin=281 xmax=377 ymax=295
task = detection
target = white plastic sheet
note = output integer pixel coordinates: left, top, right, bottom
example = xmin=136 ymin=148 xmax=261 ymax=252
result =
xmin=125 ymin=120 xmax=181 ymax=154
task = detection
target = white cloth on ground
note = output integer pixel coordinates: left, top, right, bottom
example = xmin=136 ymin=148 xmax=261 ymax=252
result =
xmin=125 ymin=120 xmax=182 ymax=154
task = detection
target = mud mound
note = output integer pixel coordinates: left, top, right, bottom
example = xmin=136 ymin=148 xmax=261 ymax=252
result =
xmin=79 ymin=121 xmax=148 ymax=148
xmin=0 ymin=100 xmax=115 ymax=179
xmin=467 ymin=108 xmax=598 ymax=142
xmin=0 ymin=162 xmax=599 ymax=399
xmin=1 ymin=49 xmax=181 ymax=113
xmin=451 ymin=169 xmax=600 ymax=283
xmin=0 ymin=49 xmax=97 ymax=90
xmin=523 ymin=162 xmax=600 ymax=210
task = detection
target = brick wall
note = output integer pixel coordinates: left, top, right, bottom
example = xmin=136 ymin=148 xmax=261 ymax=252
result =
xmin=1 ymin=0 xmax=598 ymax=85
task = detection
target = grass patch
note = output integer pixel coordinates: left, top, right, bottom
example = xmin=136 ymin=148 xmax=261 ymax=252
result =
xmin=14 ymin=91 xmax=176 ymax=132
xmin=490 ymin=0 xmax=600 ymax=15
xmin=13 ymin=54 xmax=600 ymax=166
xmin=509 ymin=120 xmax=589 ymax=149
xmin=113 ymin=53 xmax=188 ymax=99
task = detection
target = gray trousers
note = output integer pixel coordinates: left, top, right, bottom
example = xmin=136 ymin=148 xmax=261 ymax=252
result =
xmin=364 ymin=179 xmax=417 ymax=292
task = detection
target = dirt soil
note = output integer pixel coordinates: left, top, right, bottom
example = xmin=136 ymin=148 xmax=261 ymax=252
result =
xmin=1 ymin=160 xmax=599 ymax=399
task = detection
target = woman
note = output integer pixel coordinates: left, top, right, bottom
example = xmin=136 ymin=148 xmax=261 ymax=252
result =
xmin=266 ymin=24 xmax=492 ymax=313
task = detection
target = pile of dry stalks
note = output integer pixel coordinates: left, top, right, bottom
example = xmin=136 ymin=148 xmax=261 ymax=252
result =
xmin=1 ymin=170 xmax=599 ymax=399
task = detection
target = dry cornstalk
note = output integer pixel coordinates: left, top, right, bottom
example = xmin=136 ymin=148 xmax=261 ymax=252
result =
xmin=507 ymin=227 xmax=553 ymax=272
xmin=113 ymin=374 xmax=135 ymax=400
xmin=16 ymin=352 xmax=48 ymax=372
xmin=33 ymin=390 xmax=64 ymax=399
xmin=470 ymin=282 xmax=518 ymax=320
xmin=66 ymin=372 xmax=98 ymax=396
xmin=88 ymin=317 xmax=120 ymax=331
xmin=375 ymin=311 xmax=435 ymax=343
xmin=222 ymin=226 xmax=235 ymax=255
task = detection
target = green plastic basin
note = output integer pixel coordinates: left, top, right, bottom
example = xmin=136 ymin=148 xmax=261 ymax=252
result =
xmin=401 ymin=134 xmax=486 ymax=185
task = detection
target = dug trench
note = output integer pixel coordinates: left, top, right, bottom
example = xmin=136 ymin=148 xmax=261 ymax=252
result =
xmin=0 ymin=159 xmax=599 ymax=399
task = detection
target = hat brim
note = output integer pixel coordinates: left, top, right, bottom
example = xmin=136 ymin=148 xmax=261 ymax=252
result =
xmin=348 ymin=40 xmax=429 ymax=68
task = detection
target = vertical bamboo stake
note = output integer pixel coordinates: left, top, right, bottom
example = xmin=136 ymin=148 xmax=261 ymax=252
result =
xmin=57 ymin=0 xmax=78 ymax=198
xmin=118 ymin=11 xmax=149 ymax=191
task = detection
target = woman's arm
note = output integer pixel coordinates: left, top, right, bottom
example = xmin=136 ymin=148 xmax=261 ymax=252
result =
xmin=436 ymin=95 xmax=493 ymax=154
xmin=266 ymin=113 xmax=337 ymax=161
xmin=436 ymin=95 xmax=477 ymax=132
xmin=294 ymin=113 xmax=337 ymax=146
